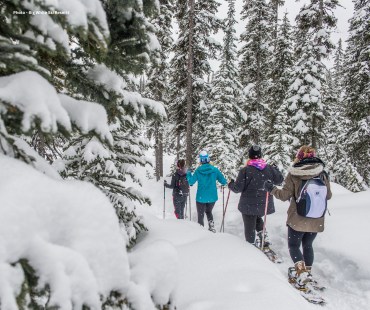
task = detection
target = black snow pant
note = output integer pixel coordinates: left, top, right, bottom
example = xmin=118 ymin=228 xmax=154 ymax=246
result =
xmin=288 ymin=226 xmax=317 ymax=266
xmin=173 ymin=194 xmax=187 ymax=219
xmin=196 ymin=202 xmax=215 ymax=226
xmin=242 ymin=214 xmax=264 ymax=243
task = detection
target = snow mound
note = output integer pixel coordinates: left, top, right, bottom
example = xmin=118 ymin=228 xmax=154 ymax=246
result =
xmin=329 ymin=182 xmax=352 ymax=195
xmin=134 ymin=213 xmax=313 ymax=310
xmin=0 ymin=156 xmax=129 ymax=310
xmin=128 ymin=240 xmax=178 ymax=309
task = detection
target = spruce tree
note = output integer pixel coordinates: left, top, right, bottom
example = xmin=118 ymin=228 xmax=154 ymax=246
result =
xmin=238 ymin=0 xmax=274 ymax=148
xmin=145 ymin=0 xmax=174 ymax=180
xmin=286 ymin=0 xmax=339 ymax=149
xmin=269 ymin=0 xmax=285 ymax=41
xmin=0 ymin=0 xmax=109 ymax=164
xmin=61 ymin=0 xmax=165 ymax=245
xmin=322 ymin=71 xmax=366 ymax=191
xmin=342 ymin=0 xmax=370 ymax=186
xmin=169 ymin=0 xmax=222 ymax=164
xmin=333 ymin=38 xmax=345 ymax=93
xmin=202 ymin=0 xmax=244 ymax=178
xmin=264 ymin=12 xmax=295 ymax=171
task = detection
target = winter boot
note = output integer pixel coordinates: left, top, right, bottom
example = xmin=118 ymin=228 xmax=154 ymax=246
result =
xmin=208 ymin=220 xmax=216 ymax=233
xmin=295 ymin=261 xmax=310 ymax=287
xmin=256 ymin=230 xmax=271 ymax=248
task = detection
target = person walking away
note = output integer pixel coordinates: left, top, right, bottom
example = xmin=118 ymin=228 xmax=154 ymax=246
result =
xmin=186 ymin=150 xmax=227 ymax=232
xmin=164 ymin=159 xmax=189 ymax=219
xmin=228 ymin=145 xmax=283 ymax=247
xmin=264 ymin=145 xmax=332 ymax=289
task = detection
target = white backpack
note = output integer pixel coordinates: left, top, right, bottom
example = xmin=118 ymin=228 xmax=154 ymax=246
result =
xmin=296 ymin=176 xmax=328 ymax=218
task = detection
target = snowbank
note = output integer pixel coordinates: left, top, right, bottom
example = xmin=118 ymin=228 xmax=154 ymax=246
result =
xmin=0 ymin=156 xmax=129 ymax=310
xmin=135 ymin=214 xmax=312 ymax=310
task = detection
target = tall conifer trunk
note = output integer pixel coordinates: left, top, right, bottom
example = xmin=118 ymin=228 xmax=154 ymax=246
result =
xmin=186 ymin=0 xmax=195 ymax=167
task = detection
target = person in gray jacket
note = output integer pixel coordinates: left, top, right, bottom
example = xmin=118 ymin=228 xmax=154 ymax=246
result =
xmin=228 ymin=145 xmax=283 ymax=247
xmin=264 ymin=145 xmax=332 ymax=287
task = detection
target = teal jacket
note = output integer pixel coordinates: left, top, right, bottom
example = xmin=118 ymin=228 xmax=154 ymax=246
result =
xmin=187 ymin=164 xmax=227 ymax=203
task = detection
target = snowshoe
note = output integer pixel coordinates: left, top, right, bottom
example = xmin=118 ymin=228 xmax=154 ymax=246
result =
xmin=288 ymin=267 xmax=326 ymax=305
xmin=208 ymin=220 xmax=216 ymax=233
xmin=289 ymin=267 xmax=326 ymax=291
xmin=254 ymin=243 xmax=283 ymax=263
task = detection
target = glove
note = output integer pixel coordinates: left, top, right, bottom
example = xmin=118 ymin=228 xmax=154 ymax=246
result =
xmin=264 ymin=180 xmax=275 ymax=192
xmin=164 ymin=180 xmax=168 ymax=185
xmin=228 ymin=179 xmax=235 ymax=187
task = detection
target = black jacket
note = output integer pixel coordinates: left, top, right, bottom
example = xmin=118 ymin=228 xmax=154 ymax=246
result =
xmin=165 ymin=168 xmax=189 ymax=196
xmin=229 ymin=164 xmax=283 ymax=216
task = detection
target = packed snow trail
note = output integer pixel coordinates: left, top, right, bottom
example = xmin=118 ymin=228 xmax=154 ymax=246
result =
xmin=135 ymin=157 xmax=370 ymax=309
xmin=211 ymin=184 xmax=370 ymax=310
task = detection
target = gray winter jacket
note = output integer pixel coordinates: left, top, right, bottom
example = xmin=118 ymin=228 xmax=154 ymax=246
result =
xmin=229 ymin=162 xmax=283 ymax=216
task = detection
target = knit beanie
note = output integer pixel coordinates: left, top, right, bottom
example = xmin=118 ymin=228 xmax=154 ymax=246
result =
xmin=248 ymin=145 xmax=262 ymax=159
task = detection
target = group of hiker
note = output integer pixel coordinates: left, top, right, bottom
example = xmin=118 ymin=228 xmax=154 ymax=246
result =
xmin=164 ymin=144 xmax=332 ymax=288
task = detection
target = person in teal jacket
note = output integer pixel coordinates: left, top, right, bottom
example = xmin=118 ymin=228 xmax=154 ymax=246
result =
xmin=187 ymin=150 xmax=227 ymax=232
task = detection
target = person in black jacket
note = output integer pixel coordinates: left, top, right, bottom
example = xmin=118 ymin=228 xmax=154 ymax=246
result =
xmin=164 ymin=159 xmax=189 ymax=219
xmin=228 ymin=145 xmax=283 ymax=247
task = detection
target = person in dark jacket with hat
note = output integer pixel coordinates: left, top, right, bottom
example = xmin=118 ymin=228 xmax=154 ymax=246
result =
xmin=228 ymin=145 xmax=283 ymax=247
xmin=164 ymin=159 xmax=189 ymax=219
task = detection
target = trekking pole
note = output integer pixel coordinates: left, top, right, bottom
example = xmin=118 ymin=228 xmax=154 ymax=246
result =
xmin=163 ymin=183 xmax=166 ymax=220
xmin=220 ymin=190 xmax=231 ymax=232
xmin=222 ymin=187 xmax=225 ymax=232
xmin=189 ymin=190 xmax=192 ymax=221
xmin=261 ymin=191 xmax=269 ymax=250
xmin=184 ymin=195 xmax=188 ymax=219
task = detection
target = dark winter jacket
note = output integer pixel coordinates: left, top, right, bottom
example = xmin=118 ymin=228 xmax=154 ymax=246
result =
xmin=187 ymin=164 xmax=227 ymax=203
xmin=271 ymin=157 xmax=332 ymax=233
xmin=228 ymin=161 xmax=283 ymax=216
xmin=165 ymin=168 xmax=189 ymax=196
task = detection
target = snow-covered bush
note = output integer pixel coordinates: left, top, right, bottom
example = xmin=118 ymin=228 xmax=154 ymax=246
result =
xmin=0 ymin=156 xmax=130 ymax=309
xmin=0 ymin=156 xmax=178 ymax=310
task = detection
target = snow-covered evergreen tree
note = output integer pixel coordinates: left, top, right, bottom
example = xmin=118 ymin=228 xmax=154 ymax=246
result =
xmin=201 ymin=0 xmax=244 ymax=178
xmin=286 ymin=0 xmax=339 ymax=149
xmin=342 ymin=0 xmax=370 ymax=186
xmin=0 ymin=0 xmax=109 ymax=165
xmin=332 ymin=38 xmax=345 ymax=93
xmin=322 ymin=70 xmax=366 ymax=192
xmin=168 ymin=0 xmax=222 ymax=163
xmin=238 ymin=0 xmax=274 ymax=148
xmin=60 ymin=1 xmax=165 ymax=245
xmin=269 ymin=0 xmax=285 ymax=41
xmin=145 ymin=0 xmax=174 ymax=180
xmin=264 ymin=12 xmax=295 ymax=172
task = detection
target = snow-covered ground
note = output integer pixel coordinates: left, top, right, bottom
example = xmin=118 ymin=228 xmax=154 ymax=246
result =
xmin=2 ymin=151 xmax=368 ymax=309
xmin=134 ymin=154 xmax=370 ymax=310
